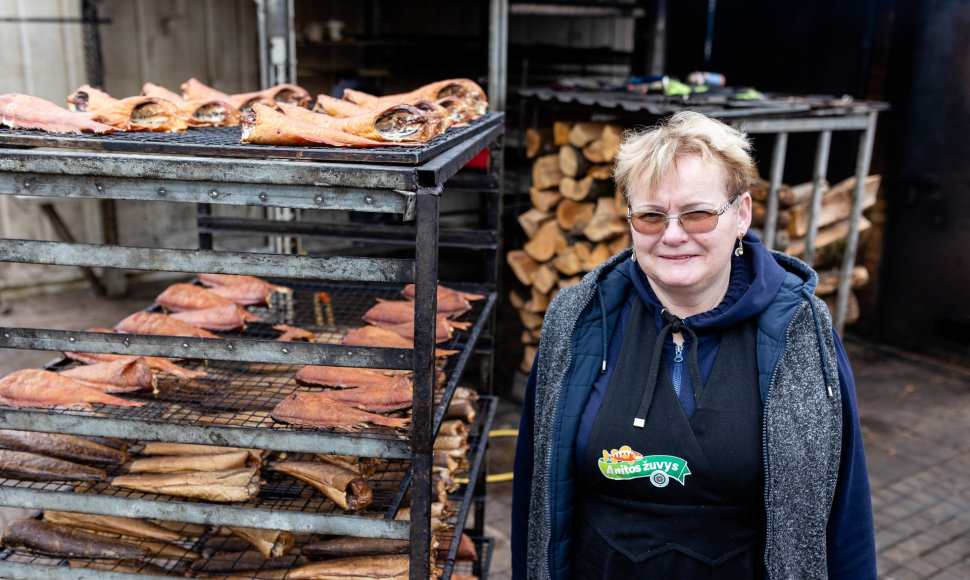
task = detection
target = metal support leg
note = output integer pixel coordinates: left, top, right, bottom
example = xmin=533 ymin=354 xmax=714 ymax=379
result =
xmin=835 ymin=112 xmax=878 ymax=334
xmin=411 ymin=187 xmax=440 ymax=580
xmin=765 ymin=132 xmax=788 ymax=251
xmin=805 ymin=131 xmax=832 ymax=266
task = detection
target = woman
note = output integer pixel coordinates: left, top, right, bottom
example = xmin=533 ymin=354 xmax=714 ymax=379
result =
xmin=511 ymin=111 xmax=876 ymax=579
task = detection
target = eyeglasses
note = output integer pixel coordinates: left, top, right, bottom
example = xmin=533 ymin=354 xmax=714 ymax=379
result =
xmin=627 ymin=194 xmax=740 ymax=235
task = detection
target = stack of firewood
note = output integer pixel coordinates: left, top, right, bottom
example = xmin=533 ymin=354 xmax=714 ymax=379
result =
xmin=509 ymin=121 xmax=880 ymax=373
xmin=508 ymin=122 xmax=631 ymax=372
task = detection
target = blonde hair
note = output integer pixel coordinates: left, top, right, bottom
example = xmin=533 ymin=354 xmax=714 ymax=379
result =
xmin=613 ymin=110 xmax=754 ymax=205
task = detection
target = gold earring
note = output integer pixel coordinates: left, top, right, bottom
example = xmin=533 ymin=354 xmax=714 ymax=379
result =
xmin=734 ymin=237 xmax=744 ymax=257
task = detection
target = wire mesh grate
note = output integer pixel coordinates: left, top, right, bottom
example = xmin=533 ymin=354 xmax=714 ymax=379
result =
xmin=0 ymin=113 xmax=498 ymax=165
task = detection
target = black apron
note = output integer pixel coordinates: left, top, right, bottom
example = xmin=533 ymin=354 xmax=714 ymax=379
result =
xmin=573 ymin=299 xmax=766 ymax=579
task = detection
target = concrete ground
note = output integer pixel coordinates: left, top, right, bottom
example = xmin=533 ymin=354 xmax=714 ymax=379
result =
xmin=1 ymin=282 xmax=969 ymax=579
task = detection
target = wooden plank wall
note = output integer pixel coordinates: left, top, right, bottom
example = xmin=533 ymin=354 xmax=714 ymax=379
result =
xmin=0 ymin=0 xmax=263 ymax=293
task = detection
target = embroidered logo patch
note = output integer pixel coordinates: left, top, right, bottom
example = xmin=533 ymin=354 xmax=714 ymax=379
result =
xmin=598 ymin=445 xmax=691 ymax=487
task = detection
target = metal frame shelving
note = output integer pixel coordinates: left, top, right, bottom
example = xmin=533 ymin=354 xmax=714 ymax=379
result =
xmin=0 ymin=112 xmax=505 ymax=580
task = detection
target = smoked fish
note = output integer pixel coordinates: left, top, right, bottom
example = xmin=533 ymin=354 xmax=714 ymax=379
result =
xmin=63 ymin=350 xmax=206 ymax=379
xmin=142 ymin=82 xmax=239 ymax=127
xmin=285 ymin=554 xmax=410 ymax=580
xmin=225 ymin=526 xmax=294 ymax=559
xmin=126 ymin=451 xmax=251 ymax=474
xmin=313 ymin=93 xmax=371 ymax=117
xmin=316 ymin=381 xmax=413 ymax=413
xmin=400 ymin=283 xmax=484 ymax=317
xmin=156 ymin=283 xmax=261 ymax=322
xmin=270 ymin=460 xmax=372 ymax=511
xmin=59 ymin=357 xmax=156 ymax=393
xmin=180 ymin=77 xmax=233 ymax=101
xmin=0 ymin=429 xmax=128 ymax=465
xmin=66 ymin=84 xmax=120 ymax=112
xmin=1 ymin=518 xmax=151 ymax=560
xmin=277 ymin=101 xmax=432 ymax=143
xmin=114 ymin=311 xmax=218 ymax=338
xmin=241 ymin=103 xmax=398 ymax=148
xmin=343 ymin=78 xmax=488 ymax=117
xmin=295 ymin=365 xmax=410 ymax=390
xmin=110 ymin=467 xmax=260 ymax=502
xmin=0 ymin=93 xmax=115 ymax=134
xmin=302 ymin=535 xmax=410 ymax=558
xmin=0 ymin=449 xmax=106 ymax=482
xmin=43 ymin=511 xmax=183 ymax=542
xmin=170 ymin=304 xmax=250 ymax=331
xmin=0 ymin=369 xmax=144 ymax=410
xmin=274 ymin=324 xmax=315 ymax=341
xmin=229 ymin=82 xmax=311 ymax=110
xmin=341 ymin=326 xmax=458 ymax=357
xmin=82 ymin=95 xmax=189 ymax=132
xmin=270 ymin=391 xmax=410 ymax=431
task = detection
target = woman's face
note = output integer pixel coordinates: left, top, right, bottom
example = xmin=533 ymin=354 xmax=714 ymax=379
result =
xmin=629 ymin=154 xmax=751 ymax=304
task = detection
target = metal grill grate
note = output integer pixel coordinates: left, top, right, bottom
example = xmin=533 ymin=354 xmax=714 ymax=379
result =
xmin=0 ymin=114 xmax=498 ymax=165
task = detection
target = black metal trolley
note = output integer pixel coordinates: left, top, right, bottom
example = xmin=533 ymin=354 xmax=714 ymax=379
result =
xmin=0 ymin=112 xmax=505 ymax=580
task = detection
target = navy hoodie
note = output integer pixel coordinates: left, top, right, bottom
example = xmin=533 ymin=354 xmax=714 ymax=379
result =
xmin=512 ymin=232 xmax=877 ymax=579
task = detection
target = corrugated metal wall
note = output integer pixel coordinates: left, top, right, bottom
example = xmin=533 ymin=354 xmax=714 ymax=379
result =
xmin=0 ymin=0 xmax=261 ymax=293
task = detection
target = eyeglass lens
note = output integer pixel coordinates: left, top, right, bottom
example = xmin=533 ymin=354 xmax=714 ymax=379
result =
xmin=628 ymin=195 xmax=738 ymax=235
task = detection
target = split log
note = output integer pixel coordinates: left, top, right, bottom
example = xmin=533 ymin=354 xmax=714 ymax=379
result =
xmin=521 ymin=328 xmax=540 ymax=345
xmin=553 ymin=242 xmax=591 ymax=276
xmin=784 ymin=216 xmax=872 ymax=263
xmin=521 ymin=345 xmax=538 ymax=373
xmin=553 ymin=121 xmax=571 ymax=146
xmin=582 ymin=124 xmax=623 ymax=164
xmin=583 ymin=198 xmax=629 ymax=242
xmin=517 ymin=207 xmax=553 ymax=239
xmin=556 ymin=200 xmax=596 ymax=234
xmin=787 ymin=180 xmax=823 ymax=208
xmin=751 ymin=203 xmax=792 ymax=229
xmin=507 ymin=250 xmax=539 ymax=286
xmin=786 ymin=175 xmax=880 ymax=238
xmin=608 ymin=233 xmax=631 ymax=255
xmin=532 ymin=263 xmax=559 ymax=295
xmin=564 ymin=171 xmax=614 ymax=202
xmin=559 ymin=145 xmax=591 ymax=178
xmin=511 ymin=291 xmax=544 ymax=330
xmin=583 ymin=242 xmax=615 ymax=272
xmin=568 ymin=122 xmax=605 ymax=148
xmin=816 ymin=265 xmax=869 ymax=296
xmin=532 ymin=154 xmax=562 ymax=190
xmin=822 ymin=291 xmax=860 ymax=326
xmin=526 ymin=127 xmax=556 ymax=158
xmin=523 ymin=287 xmax=551 ymax=313
xmin=523 ymin=220 xmax=565 ymax=262
xmin=559 ymin=177 xmax=580 ymax=201
xmin=558 ymin=275 xmax=582 ymax=288
xmin=529 ymin=187 xmax=562 ymax=213
xmin=749 ymin=177 xmax=793 ymax=205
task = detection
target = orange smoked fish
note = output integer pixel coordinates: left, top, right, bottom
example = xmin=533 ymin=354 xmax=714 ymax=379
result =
xmin=169 ymin=304 xmax=250 ymax=331
xmin=141 ymin=82 xmax=239 ymax=127
xmin=197 ymin=273 xmax=291 ymax=306
xmin=0 ymin=369 xmax=144 ymax=410
xmin=59 ymin=357 xmax=156 ymax=393
xmin=241 ymin=103 xmax=400 ymax=148
xmin=344 ymin=78 xmax=489 ymax=117
xmin=63 ymin=350 xmax=205 ymax=379
xmin=114 ymin=312 xmax=218 ymax=338
xmin=277 ymin=102 xmax=432 ymax=143
xmin=156 ymin=283 xmax=261 ymax=321
xmin=82 ymin=96 xmax=189 ymax=132
xmin=66 ymin=84 xmax=120 ymax=112
xmin=295 ymin=365 xmax=410 ymax=389
xmin=0 ymin=94 xmax=115 ymax=134
xmin=270 ymin=391 xmax=409 ymax=431
xmin=180 ymin=78 xmax=233 ymax=101
xmin=229 ymin=83 xmax=311 ymax=110
xmin=341 ymin=326 xmax=458 ymax=357
xmin=318 ymin=380 xmax=413 ymax=413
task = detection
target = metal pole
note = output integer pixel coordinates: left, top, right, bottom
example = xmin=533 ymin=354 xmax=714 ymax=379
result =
xmin=650 ymin=0 xmax=667 ymax=75
xmin=488 ymin=0 xmax=508 ymax=112
xmin=254 ymin=0 xmax=268 ymax=89
xmin=410 ymin=188 xmax=440 ymax=580
xmin=764 ymin=132 xmax=788 ymax=251
xmin=835 ymin=112 xmax=877 ymax=334
xmin=804 ymin=130 xmax=832 ymax=266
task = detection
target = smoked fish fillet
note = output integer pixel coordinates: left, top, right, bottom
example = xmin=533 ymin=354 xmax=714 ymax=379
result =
xmin=170 ymin=304 xmax=250 ymax=331
xmin=180 ymin=77 xmax=233 ymax=101
xmin=142 ymin=82 xmax=239 ymax=127
xmin=277 ymin=101 xmax=432 ymax=143
xmin=83 ymin=95 xmax=189 ymax=132
xmin=313 ymin=93 xmax=372 ymax=117
xmin=343 ymin=78 xmax=489 ymax=117
xmin=316 ymin=380 xmax=412 ymax=413
xmin=114 ymin=311 xmax=218 ymax=338
xmin=66 ymin=84 xmax=120 ymax=112
xmin=126 ymin=451 xmax=251 ymax=474
xmin=197 ymin=273 xmax=291 ymax=292
xmin=0 ymin=429 xmax=128 ymax=465
xmin=400 ymin=283 xmax=484 ymax=317
xmin=59 ymin=357 xmax=156 ymax=393
xmin=270 ymin=460 xmax=373 ymax=511
xmin=241 ymin=103 xmax=399 ymax=148
xmin=274 ymin=324 xmax=315 ymax=341
xmin=42 ymin=511 xmax=183 ymax=542
xmin=1 ymin=518 xmax=151 ymax=560
xmin=284 ymin=554 xmax=410 ymax=580
xmin=230 ymin=82 xmax=311 ymax=110
xmin=226 ymin=526 xmax=294 ymax=559
xmin=341 ymin=325 xmax=458 ymax=357
xmin=302 ymin=535 xmax=410 ymax=558
xmin=0 ymin=449 xmax=107 ymax=482
xmin=0 ymin=93 xmax=116 ymax=134
xmin=63 ymin=350 xmax=206 ymax=379
xmin=295 ymin=365 xmax=409 ymax=389
xmin=110 ymin=466 xmax=260 ymax=502
xmin=156 ymin=283 xmax=261 ymax=321
xmin=270 ymin=391 xmax=409 ymax=431
xmin=0 ymin=369 xmax=144 ymax=410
